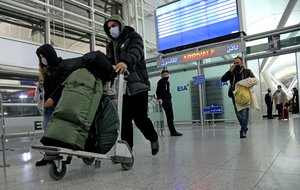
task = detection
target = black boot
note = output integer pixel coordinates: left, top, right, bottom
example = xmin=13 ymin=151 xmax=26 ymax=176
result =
xmin=171 ymin=131 xmax=183 ymax=136
xmin=150 ymin=139 xmax=159 ymax=155
xmin=240 ymin=131 xmax=246 ymax=138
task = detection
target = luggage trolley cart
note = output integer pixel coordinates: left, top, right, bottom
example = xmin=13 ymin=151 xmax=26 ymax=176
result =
xmin=148 ymin=95 xmax=165 ymax=137
xmin=31 ymin=74 xmax=134 ymax=180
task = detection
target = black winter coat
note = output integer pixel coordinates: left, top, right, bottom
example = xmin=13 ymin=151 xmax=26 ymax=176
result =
xmin=156 ymin=78 xmax=172 ymax=101
xmin=105 ymin=26 xmax=150 ymax=96
xmin=37 ymin=44 xmax=114 ymax=105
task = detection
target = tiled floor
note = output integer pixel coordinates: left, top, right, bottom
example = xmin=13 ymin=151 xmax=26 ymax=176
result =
xmin=1 ymin=115 xmax=300 ymax=190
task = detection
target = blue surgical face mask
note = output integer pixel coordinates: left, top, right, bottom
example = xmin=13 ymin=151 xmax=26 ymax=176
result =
xmin=41 ymin=57 xmax=48 ymax=66
xmin=109 ymin=26 xmax=120 ymax=39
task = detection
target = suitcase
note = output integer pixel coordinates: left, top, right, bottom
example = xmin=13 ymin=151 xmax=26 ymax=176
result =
xmin=282 ymin=108 xmax=289 ymax=120
xmin=41 ymin=68 xmax=103 ymax=150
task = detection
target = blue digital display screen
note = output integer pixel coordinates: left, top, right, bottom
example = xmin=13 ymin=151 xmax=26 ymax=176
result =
xmin=155 ymin=0 xmax=240 ymax=53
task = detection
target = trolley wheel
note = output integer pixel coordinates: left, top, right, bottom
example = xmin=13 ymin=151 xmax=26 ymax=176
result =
xmin=121 ymin=156 xmax=134 ymax=170
xmin=94 ymin=160 xmax=101 ymax=168
xmin=82 ymin=157 xmax=95 ymax=165
xmin=49 ymin=162 xmax=67 ymax=180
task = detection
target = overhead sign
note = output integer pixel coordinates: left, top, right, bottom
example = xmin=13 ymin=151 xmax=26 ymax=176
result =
xmin=192 ymin=75 xmax=205 ymax=85
xmin=157 ymin=41 xmax=246 ymax=68
xmin=203 ymin=106 xmax=223 ymax=114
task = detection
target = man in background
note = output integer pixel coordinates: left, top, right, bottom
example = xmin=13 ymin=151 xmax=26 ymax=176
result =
xmin=156 ymin=69 xmax=182 ymax=136
xmin=265 ymin=88 xmax=274 ymax=119
xmin=273 ymin=85 xmax=287 ymax=120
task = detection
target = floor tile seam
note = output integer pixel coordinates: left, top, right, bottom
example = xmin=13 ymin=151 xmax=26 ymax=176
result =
xmin=181 ymin=166 xmax=265 ymax=190
xmin=252 ymin=136 xmax=292 ymax=190
xmin=181 ymin=165 xmax=222 ymax=190
xmin=264 ymin=171 xmax=300 ymax=175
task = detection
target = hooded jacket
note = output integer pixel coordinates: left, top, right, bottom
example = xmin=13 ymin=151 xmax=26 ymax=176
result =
xmin=36 ymin=44 xmax=85 ymax=104
xmin=104 ymin=15 xmax=150 ymax=96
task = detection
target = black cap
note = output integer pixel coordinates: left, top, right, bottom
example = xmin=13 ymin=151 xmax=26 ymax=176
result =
xmin=161 ymin=68 xmax=169 ymax=74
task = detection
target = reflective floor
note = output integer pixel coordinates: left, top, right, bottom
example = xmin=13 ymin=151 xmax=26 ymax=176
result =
xmin=1 ymin=115 xmax=300 ymax=190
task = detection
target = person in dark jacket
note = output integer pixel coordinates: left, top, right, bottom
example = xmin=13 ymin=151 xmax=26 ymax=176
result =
xmin=221 ymin=56 xmax=255 ymax=138
xmin=35 ymin=44 xmax=86 ymax=166
xmin=292 ymin=87 xmax=299 ymax=113
xmin=103 ymin=15 xmax=159 ymax=155
xmin=156 ymin=69 xmax=182 ymax=136
xmin=265 ymin=88 xmax=274 ymax=119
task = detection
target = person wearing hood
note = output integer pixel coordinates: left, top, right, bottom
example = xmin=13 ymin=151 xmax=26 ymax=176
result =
xmin=103 ymin=15 xmax=159 ymax=155
xmin=273 ymin=85 xmax=287 ymax=120
xmin=35 ymin=44 xmax=85 ymax=166
xmin=221 ymin=56 xmax=255 ymax=138
xmin=156 ymin=69 xmax=182 ymax=136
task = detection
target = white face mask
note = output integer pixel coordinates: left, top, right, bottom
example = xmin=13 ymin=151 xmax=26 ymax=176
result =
xmin=109 ymin=26 xmax=120 ymax=39
xmin=41 ymin=57 xmax=48 ymax=66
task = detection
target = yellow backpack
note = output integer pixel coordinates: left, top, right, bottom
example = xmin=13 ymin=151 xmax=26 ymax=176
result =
xmin=235 ymin=85 xmax=251 ymax=106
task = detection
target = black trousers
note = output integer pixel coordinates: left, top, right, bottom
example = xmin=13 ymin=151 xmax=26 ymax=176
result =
xmin=121 ymin=91 xmax=158 ymax=149
xmin=266 ymin=103 xmax=273 ymax=119
xmin=276 ymin=103 xmax=283 ymax=119
xmin=162 ymin=99 xmax=176 ymax=134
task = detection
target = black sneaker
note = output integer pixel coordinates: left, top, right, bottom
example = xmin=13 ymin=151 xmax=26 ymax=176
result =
xmin=240 ymin=131 xmax=246 ymax=138
xmin=35 ymin=159 xmax=49 ymax=167
xmin=171 ymin=132 xmax=183 ymax=136
xmin=150 ymin=139 xmax=159 ymax=155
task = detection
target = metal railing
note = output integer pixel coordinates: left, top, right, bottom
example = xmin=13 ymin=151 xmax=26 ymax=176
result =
xmin=0 ymin=94 xmax=14 ymax=167
xmin=148 ymin=95 xmax=165 ymax=137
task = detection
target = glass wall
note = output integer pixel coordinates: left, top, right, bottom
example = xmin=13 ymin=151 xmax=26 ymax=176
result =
xmin=203 ymin=64 xmax=236 ymax=121
xmin=246 ymin=59 xmax=262 ymax=122
xmin=259 ymin=53 xmax=297 ymax=118
xmin=0 ymin=10 xmax=45 ymax=44
xmin=296 ymin=52 xmax=300 ymax=115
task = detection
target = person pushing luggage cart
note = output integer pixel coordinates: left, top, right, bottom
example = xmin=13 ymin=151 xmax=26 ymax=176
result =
xmin=32 ymin=44 xmax=134 ymax=180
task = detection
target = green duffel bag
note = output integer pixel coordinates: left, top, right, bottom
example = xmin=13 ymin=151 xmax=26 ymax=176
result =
xmin=85 ymin=95 xmax=120 ymax=154
xmin=41 ymin=68 xmax=103 ymax=150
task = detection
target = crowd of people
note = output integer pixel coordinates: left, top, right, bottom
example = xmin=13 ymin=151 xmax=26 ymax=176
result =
xmin=264 ymin=85 xmax=299 ymax=120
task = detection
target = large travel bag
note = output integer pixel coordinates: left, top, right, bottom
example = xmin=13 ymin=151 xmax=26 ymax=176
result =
xmin=85 ymin=95 xmax=120 ymax=154
xmin=40 ymin=68 xmax=103 ymax=150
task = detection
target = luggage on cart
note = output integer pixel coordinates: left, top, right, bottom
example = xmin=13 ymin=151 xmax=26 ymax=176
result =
xmin=40 ymin=68 xmax=103 ymax=150
xmin=282 ymin=108 xmax=289 ymax=120
xmin=85 ymin=95 xmax=120 ymax=154
xmin=32 ymin=74 xmax=133 ymax=181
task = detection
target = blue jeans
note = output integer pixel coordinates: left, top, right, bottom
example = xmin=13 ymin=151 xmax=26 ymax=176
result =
xmin=43 ymin=105 xmax=55 ymax=130
xmin=232 ymin=99 xmax=249 ymax=133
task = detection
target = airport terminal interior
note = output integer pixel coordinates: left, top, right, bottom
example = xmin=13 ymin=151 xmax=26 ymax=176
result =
xmin=1 ymin=0 xmax=300 ymax=189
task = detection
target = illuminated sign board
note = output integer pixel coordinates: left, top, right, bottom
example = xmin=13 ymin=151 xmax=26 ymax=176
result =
xmin=155 ymin=0 xmax=241 ymax=53
xmin=157 ymin=41 xmax=246 ymax=68
xmin=183 ymin=49 xmax=216 ymax=62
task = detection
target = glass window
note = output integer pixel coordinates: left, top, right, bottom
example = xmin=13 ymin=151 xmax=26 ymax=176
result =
xmin=203 ymin=64 xmax=236 ymax=121
xmin=0 ymin=10 xmax=45 ymax=43
xmin=1 ymin=83 xmax=41 ymax=117
xmin=50 ymin=23 xmax=91 ymax=53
